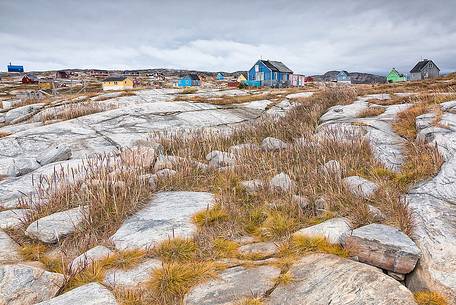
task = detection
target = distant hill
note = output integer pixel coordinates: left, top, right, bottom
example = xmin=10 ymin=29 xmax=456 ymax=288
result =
xmin=313 ymin=71 xmax=386 ymax=84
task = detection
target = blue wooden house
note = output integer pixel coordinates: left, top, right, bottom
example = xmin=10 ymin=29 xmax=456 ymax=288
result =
xmin=247 ymin=60 xmax=293 ymax=87
xmin=178 ymin=74 xmax=201 ymax=87
xmin=336 ymin=71 xmax=351 ymax=83
xmin=7 ymin=63 xmax=24 ymax=73
xmin=216 ymin=73 xmax=224 ymax=81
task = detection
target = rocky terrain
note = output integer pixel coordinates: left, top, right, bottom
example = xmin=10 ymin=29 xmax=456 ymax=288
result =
xmin=0 ymin=78 xmax=455 ymax=305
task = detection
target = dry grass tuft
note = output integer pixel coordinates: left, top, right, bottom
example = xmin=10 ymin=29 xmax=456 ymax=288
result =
xmin=192 ymin=205 xmax=229 ymax=227
xmin=147 ymin=262 xmax=219 ymax=305
xmin=414 ymin=291 xmax=449 ymax=305
xmin=235 ymin=297 xmax=265 ymax=305
xmin=181 ymin=87 xmax=198 ymax=94
xmin=154 ymin=238 xmax=198 ymax=262
xmin=282 ymin=235 xmax=349 ymax=258
xmin=274 ymin=271 xmax=294 ymax=286
xmin=358 ymin=106 xmax=385 ymax=118
xmin=41 ymin=101 xmax=111 ymax=123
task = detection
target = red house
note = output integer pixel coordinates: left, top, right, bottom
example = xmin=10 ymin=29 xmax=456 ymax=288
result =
xmin=22 ymin=74 xmax=39 ymax=84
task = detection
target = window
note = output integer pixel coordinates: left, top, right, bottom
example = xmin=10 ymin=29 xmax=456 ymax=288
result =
xmin=255 ymin=65 xmax=259 ymax=72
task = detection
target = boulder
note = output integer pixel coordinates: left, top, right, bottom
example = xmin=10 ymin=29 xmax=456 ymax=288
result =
xmin=35 ymin=282 xmax=117 ymax=305
xmin=268 ymin=254 xmax=417 ymax=305
xmin=37 ymin=144 xmax=72 ymax=166
xmin=153 ymin=155 xmax=185 ymax=172
xmin=228 ymin=143 xmax=259 ymax=154
xmin=240 ymin=179 xmax=264 ymax=193
xmin=270 ymin=172 xmax=294 ymax=192
xmin=0 ymin=208 xmax=29 ymax=229
xmin=104 ymin=258 xmax=161 ymax=287
xmin=261 ymin=137 xmax=288 ymax=151
xmin=6 ymin=158 xmax=40 ymax=177
xmin=155 ymin=168 xmax=177 ymax=178
xmin=343 ymin=176 xmax=378 ymax=198
xmin=292 ymin=195 xmax=310 ymax=210
xmin=4 ymin=103 xmax=44 ymax=123
xmin=0 ymin=230 xmax=21 ymax=263
xmin=238 ymin=242 xmax=278 ymax=258
xmin=185 ymin=265 xmax=280 ymax=305
xmin=205 ymin=150 xmax=235 ymax=168
xmin=111 ymin=192 xmax=214 ymax=250
xmin=345 ymin=223 xmax=421 ymax=274
xmin=293 ymin=217 xmax=352 ymax=245
xmin=69 ymin=245 xmax=113 ymax=272
xmin=25 ymin=206 xmax=87 ymax=243
xmin=0 ymin=264 xmax=64 ymax=305
xmin=368 ymin=204 xmax=386 ymax=221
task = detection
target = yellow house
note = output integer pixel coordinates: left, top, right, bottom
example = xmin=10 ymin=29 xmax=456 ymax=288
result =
xmin=39 ymin=80 xmax=54 ymax=90
xmin=102 ymin=76 xmax=134 ymax=91
xmin=237 ymin=74 xmax=247 ymax=83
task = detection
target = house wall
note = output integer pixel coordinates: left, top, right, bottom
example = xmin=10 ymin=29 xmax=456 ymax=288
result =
xmin=248 ymin=60 xmax=272 ymax=81
xmin=411 ymin=62 xmax=440 ymax=80
xmin=102 ymin=79 xmax=133 ymax=91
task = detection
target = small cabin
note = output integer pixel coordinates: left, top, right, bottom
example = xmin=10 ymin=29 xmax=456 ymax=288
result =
xmin=39 ymin=80 xmax=55 ymax=90
xmin=216 ymin=73 xmax=224 ymax=81
xmin=290 ymin=74 xmax=306 ymax=87
xmin=178 ymin=74 xmax=201 ymax=87
xmin=8 ymin=63 xmax=24 ymax=73
xmin=102 ymin=76 xmax=134 ymax=91
xmin=387 ymin=68 xmax=407 ymax=83
xmin=22 ymin=74 xmax=39 ymax=84
xmin=410 ymin=59 xmax=440 ymax=80
xmin=237 ymin=74 xmax=247 ymax=83
xmin=336 ymin=71 xmax=351 ymax=84
xmin=248 ymin=59 xmax=293 ymax=87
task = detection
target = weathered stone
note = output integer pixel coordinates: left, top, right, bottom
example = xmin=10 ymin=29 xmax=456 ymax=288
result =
xmin=240 ymin=179 xmax=264 ymax=192
xmin=25 ymin=206 xmax=87 ymax=243
xmin=292 ymin=195 xmax=310 ymax=210
xmin=35 ymin=282 xmax=117 ymax=305
xmin=153 ymin=155 xmax=185 ymax=172
xmin=314 ymin=197 xmax=330 ymax=212
xmin=343 ymin=175 xmax=378 ymax=198
xmin=293 ymin=217 xmax=352 ymax=245
xmin=388 ymin=271 xmax=406 ymax=281
xmin=228 ymin=143 xmax=259 ymax=154
xmin=0 ymin=230 xmax=21 ymax=263
xmin=320 ymin=160 xmax=343 ymax=176
xmin=0 ymin=208 xmax=29 ymax=229
xmin=4 ymin=103 xmax=44 ymax=123
xmin=185 ymin=265 xmax=280 ymax=305
xmin=238 ymin=242 xmax=277 ymax=258
xmin=37 ymin=144 xmax=72 ymax=165
xmin=6 ymin=158 xmax=40 ymax=177
xmin=0 ymin=264 xmax=64 ymax=305
xmin=111 ymin=192 xmax=214 ymax=250
xmin=270 ymin=172 xmax=294 ymax=192
xmin=261 ymin=137 xmax=288 ymax=151
xmin=345 ymin=223 xmax=421 ymax=274
xmin=155 ymin=168 xmax=177 ymax=178
xmin=69 ymin=245 xmax=113 ymax=272
xmin=368 ymin=204 xmax=386 ymax=221
xmin=205 ymin=150 xmax=236 ymax=168
xmin=268 ymin=254 xmax=417 ymax=305
xmin=104 ymin=258 xmax=161 ymax=287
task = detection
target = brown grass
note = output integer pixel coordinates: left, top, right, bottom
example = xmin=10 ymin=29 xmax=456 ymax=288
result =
xmin=414 ymin=291 xmax=449 ymax=305
xmin=0 ymin=131 xmax=12 ymax=138
xmin=41 ymin=101 xmax=111 ymax=123
xmin=358 ymin=106 xmax=385 ymax=118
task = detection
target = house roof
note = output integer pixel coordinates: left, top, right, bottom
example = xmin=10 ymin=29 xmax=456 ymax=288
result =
xmin=103 ymin=76 xmax=128 ymax=82
xmin=390 ymin=68 xmax=405 ymax=77
xmin=23 ymin=74 xmax=38 ymax=81
xmin=184 ymin=74 xmax=200 ymax=81
xmin=410 ymin=60 xmax=440 ymax=73
xmin=338 ymin=70 xmax=349 ymax=76
xmin=260 ymin=60 xmax=293 ymax=73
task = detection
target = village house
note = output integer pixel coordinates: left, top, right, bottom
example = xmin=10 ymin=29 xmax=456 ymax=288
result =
xmin=387 ymin=68 xmax=407 ymax=83
xmin=39 ymin=79 xmax=55 ymax=90
xmin=21 ymin=74 xmax=39 ymax=84
xmin=56 ymin=70 xmax=70 ymax=79
xmin=290 ymin=74 xmax=306 ymax=87
xmin=102 ymin=76 xmax=134 ymax=91
xmin=247 ymin=60 xmax=293 ymax=87
xmin=177 ymin=74 xmax=201 ymax=87
xmin=336 ymin=71 xmax=351 ymax=84
xmin=237 ymin=73 xmax=247 ymax=83
xmin=410 ymin=59 xmax=440 ymax=80
xmin=7 ymin=63 xmax=24 ymax=73
xmin=216 ymin=73 xmax=224 ymax=81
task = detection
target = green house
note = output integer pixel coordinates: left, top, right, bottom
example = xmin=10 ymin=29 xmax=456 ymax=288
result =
xmin=387 ymin=68 xmax=407 ymax=83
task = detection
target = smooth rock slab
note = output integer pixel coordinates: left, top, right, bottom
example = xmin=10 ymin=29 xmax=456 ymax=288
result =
xmin=185 ymin=265 xmax=280 ymax=305
xmin=293 ymin=217 xmax=352 ymax=245
xmin=104 ymin=258 xmax=162 ymax=287
xmin=0 ymin=230 xmax=21 ymax=263
xmin=268 ymin=254 xmax=417 ymax=305
xmin=0 ymin=208 xmax=29 ymax=229
xmin=238 ymin=242 xmax=278 ymax=258
xmin=111 ymin=192 xmax=214 ymax=250
xmin=343 ymin=175 xmax=378 ymax=198
xmin=0 ymin=264 xmax=64 ymax=305
xmin=345 ymin=223 xmax=421 ymax=274
xmin=35 ymin=282 xmax=117 ymax=305
xmin=25 ymin=206 xmax=87 ymax=243
xmin=5 ymin=157 xmax=41 ymax=177
xmin=69 ymin=245 xmax=113 ymax=272
xmin=37 ymin=144 xmax=72 ymax=165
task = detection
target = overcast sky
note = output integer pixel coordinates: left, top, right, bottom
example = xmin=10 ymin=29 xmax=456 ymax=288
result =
xmin=1 ymin=0 xmax=455 ymax=75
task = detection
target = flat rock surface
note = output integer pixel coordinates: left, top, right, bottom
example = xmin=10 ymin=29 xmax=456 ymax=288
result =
xmin=0 ymin=230 xmax=21 ymax=263
xmin=25 ymin=206 xmax=87 ymax=243
xmin=111 ymin=191 xmax=214 ymax=250
xmin=185 ymin=265 xmax=280 ymax=305
xmin=0 ymin=263 xmax=64 ymax=305
xmin=69 ymin=245 xmax=113 ymax=272
xmin=238 ymin=242 xmax=278 ymax=258
xmin=346 ymin=224 xmax=421 ymax=274
xmin=293 ymin=217 xmax=352 ymax=245
xmin=268 ymin=254 xmax=417 ymax=305
xmin=0 ymin=208 xmax=29 ymax=229
xmin=35 ymin=282 xmax=118 ymax=305
xmin=343 ymin=175 xmax=378 ymax=198
xmin=104 ymin=258 xmax=162 ymax=287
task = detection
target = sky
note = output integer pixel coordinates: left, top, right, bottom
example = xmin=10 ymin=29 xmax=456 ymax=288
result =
xmin=1 ymin=0 xmax=456 ymax=75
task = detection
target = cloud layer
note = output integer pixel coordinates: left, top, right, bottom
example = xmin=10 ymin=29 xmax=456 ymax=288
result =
xmin=1 ymin=0 xmax=455 ymax=74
